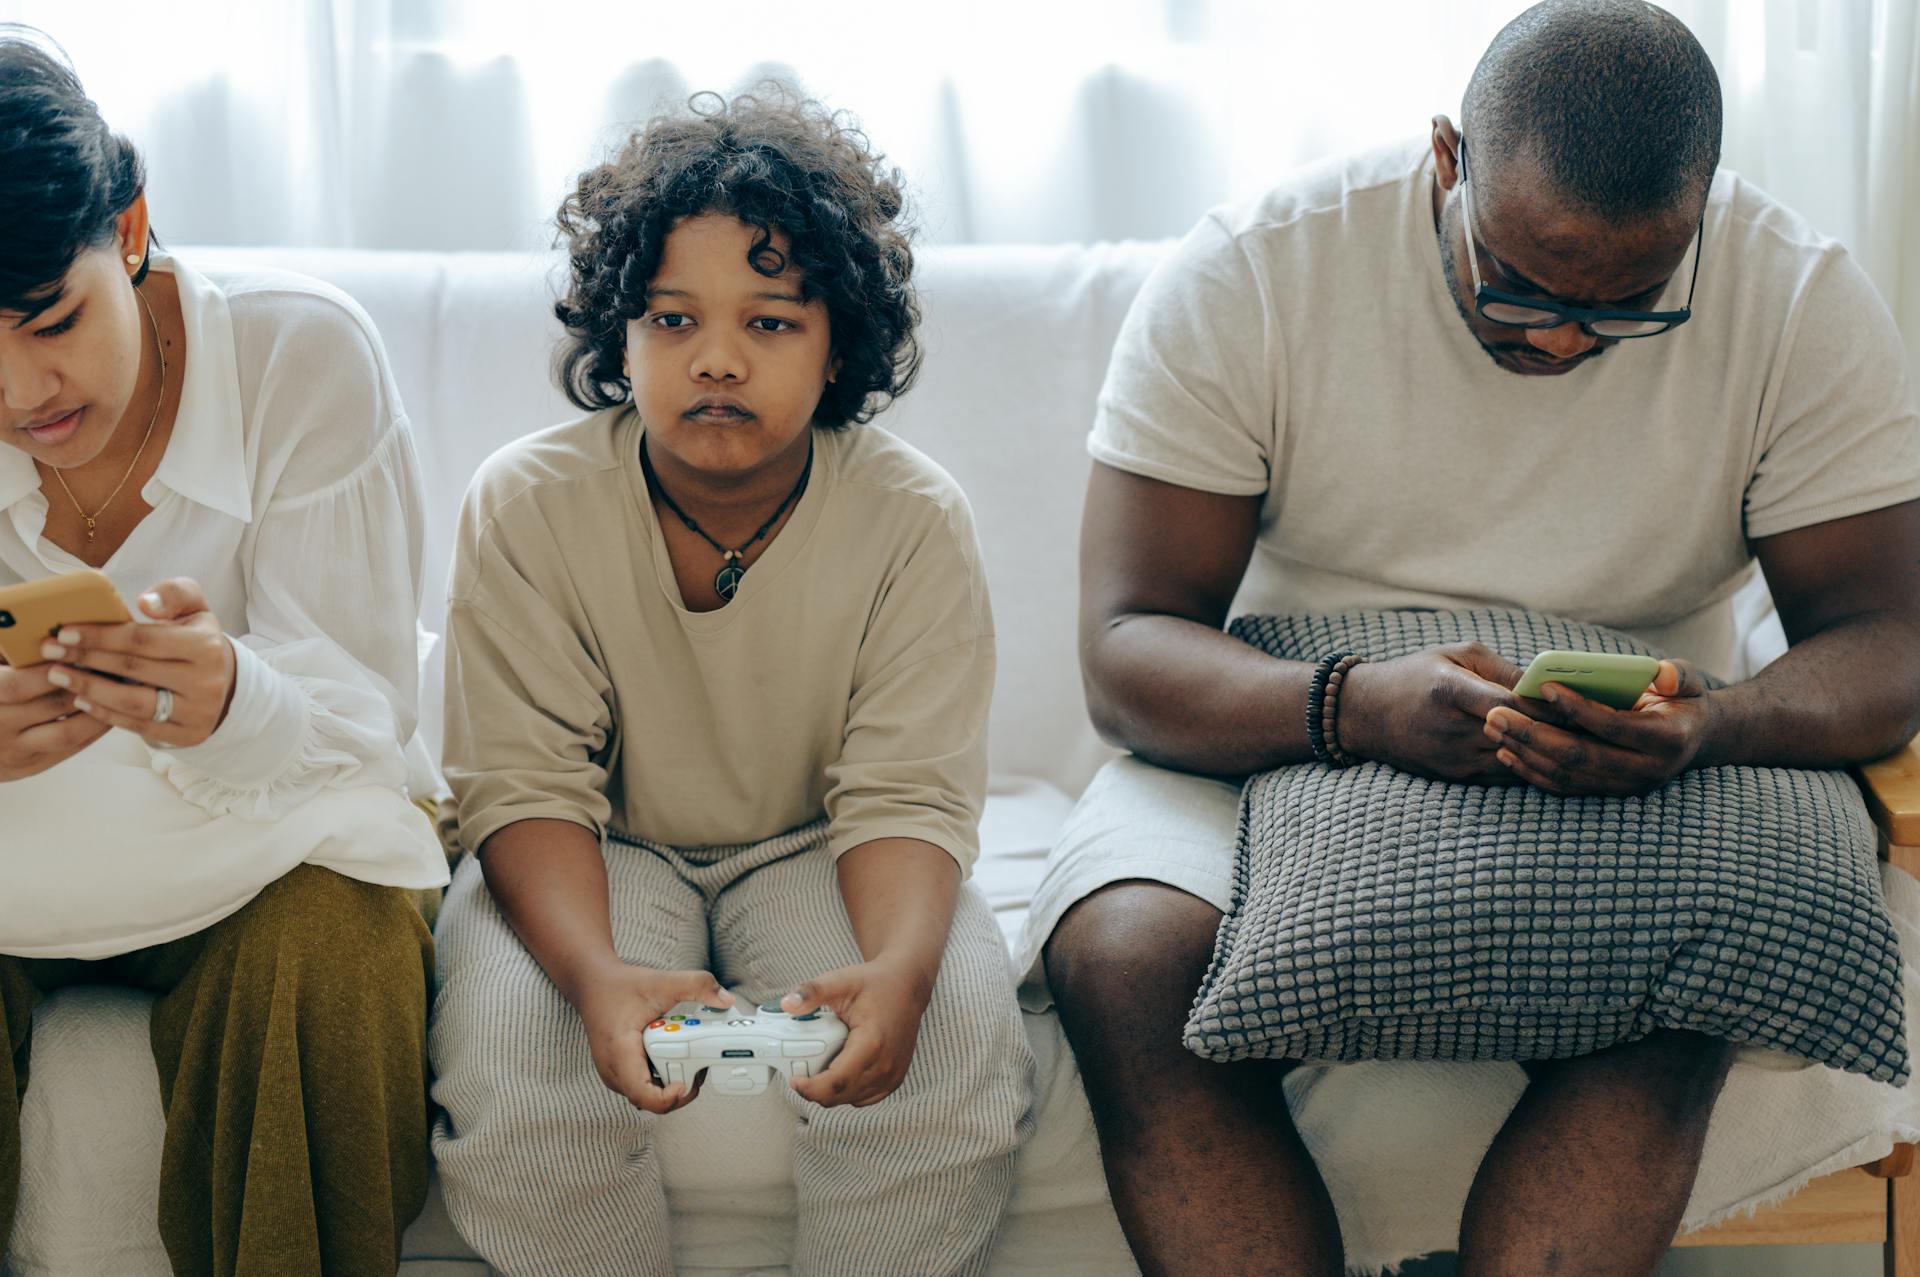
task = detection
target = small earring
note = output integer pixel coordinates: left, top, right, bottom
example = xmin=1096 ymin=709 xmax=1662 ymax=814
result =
xmin=126 ymin=254 xmax=140 ymax=267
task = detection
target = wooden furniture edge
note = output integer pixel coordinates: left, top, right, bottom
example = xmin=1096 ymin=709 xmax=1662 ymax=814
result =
xmin=1891 ymin=1167 xmax=1920 ymax=1276
xmin=1872 ymin=1146 xmax=1920 ymax=1179
xmin=1862 ymin=735 xmax=1920 ymax=850
xmin=1676 ymin=1165 xmax=1892 ymax=1247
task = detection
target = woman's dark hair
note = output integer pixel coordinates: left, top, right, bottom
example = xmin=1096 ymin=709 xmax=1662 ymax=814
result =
xmin=554 ymin=87 xmax=920 ymax=429
xmin=0 ymin=26 xmax=150 ymax=320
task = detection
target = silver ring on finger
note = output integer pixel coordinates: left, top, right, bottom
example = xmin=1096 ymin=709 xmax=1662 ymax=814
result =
xmin=152 ymin=687 xmax=175 ymax=725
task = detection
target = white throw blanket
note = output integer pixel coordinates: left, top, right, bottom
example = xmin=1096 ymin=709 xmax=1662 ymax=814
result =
xmin=1287 ymin=862 xmax=1920 ymax=1273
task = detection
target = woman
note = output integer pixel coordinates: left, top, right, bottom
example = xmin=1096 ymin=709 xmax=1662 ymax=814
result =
xmin=0 ymin=29 xmax=447 ymax=1277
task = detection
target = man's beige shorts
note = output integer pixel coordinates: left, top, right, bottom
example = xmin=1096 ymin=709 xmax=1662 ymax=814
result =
xmin=1014 ymin=754 xmax=1242 ymax=1011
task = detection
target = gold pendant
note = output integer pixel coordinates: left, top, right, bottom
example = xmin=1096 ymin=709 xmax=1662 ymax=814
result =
xmin=84 ymin=517 xmax=96 ymax=543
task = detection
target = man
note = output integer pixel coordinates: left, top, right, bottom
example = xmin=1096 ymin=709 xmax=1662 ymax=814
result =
xmin=1014 ymin=2 xmax=1920 ymax=1274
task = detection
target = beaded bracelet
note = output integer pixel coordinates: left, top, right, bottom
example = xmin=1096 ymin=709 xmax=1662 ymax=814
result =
xmin=1305 ymin=651 xmax=1366 ymax=767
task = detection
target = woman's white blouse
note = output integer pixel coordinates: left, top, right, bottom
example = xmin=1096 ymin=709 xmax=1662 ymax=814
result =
xmin=0 ymin=252 xmax=448 ymax=959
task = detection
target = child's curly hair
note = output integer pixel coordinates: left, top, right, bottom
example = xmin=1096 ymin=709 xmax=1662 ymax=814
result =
xmin=553 ymin=88 xmax=920 ymax=429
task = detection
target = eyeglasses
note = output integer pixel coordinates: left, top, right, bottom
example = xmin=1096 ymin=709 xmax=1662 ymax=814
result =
xmin=1458 ymin=142 xmax=1703 ymax=339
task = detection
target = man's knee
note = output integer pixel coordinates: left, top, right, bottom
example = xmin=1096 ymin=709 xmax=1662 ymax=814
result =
xmin=1044 ymin=880 xmax=1223 ymax=1037
xmin=1639 ymin=1030 xmax=1739 ymax=1119
xmin=1524 ymin=1029 xmax=1737 ymax=1124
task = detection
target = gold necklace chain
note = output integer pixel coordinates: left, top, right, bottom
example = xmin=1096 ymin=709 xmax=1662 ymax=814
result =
xmin=51 ymin=284 xmax=166 ymax=544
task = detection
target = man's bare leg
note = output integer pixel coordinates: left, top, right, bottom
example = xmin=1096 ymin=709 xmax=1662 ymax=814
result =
xmin=1046 ymin=881 xmax=1342 ymax=1277
xmin=1458 ymin=1029 xmax=1737 ymax=1277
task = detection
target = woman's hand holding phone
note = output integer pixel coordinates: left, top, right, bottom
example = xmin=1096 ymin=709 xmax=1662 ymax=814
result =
xmin=0 ymin=663 xmax=111 ymax=780
xmin=1484 ymin=658 xmax=1715 ymax=797
xmin=41 ymin=577 xmax=238 ymax=749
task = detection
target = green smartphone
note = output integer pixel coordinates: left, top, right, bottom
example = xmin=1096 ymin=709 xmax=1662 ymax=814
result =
xmin=1514 ymin=650 xmax=1661 ymax=711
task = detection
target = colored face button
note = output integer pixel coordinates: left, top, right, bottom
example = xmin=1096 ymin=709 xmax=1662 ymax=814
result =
xmin=663 ymin=1024 xmax=681 ymax=1032
xmin=684 ymin=1019 xmax=701 ymax=1026
xmin=647 ymin=1019 xmax=666 ymax=1029
xmin=667 ymin=1015 xmax=685 ymax=1022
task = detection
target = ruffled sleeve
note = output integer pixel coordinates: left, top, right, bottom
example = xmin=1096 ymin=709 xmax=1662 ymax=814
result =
xmin=150 ymin=291 xmax=429 ymax=820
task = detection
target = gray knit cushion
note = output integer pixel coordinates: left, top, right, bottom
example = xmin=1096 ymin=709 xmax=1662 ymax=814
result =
xmin=1184 ymin=608 xmax=1908 ymax=1084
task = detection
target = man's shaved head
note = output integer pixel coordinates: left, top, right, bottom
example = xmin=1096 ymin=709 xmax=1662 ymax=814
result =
xmin=1462 ymin=0 xmax=1722 ymax=222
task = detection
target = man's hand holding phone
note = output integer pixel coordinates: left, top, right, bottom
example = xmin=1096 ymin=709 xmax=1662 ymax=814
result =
xmin=1337 ymin=642 xmax=1713 ymax=797
xmin=1339 ymin=642 xmax=1538 ymax=784
xmin=40 ymin=578 xmax=237 ymax=750
xmin=1484 ymin=657 xmax=1714 ymax=797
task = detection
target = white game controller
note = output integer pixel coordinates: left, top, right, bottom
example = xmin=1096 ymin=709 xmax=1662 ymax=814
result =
xmin=643 ymin=1001 xmax=849 ymax=1096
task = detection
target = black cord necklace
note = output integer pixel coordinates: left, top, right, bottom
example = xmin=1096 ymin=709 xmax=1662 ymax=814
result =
xmin=641 ymin=437 xmax=814 ymax=603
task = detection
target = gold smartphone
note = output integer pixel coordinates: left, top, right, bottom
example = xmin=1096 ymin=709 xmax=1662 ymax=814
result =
xmin=0 ymin=569 xmax=133 ymax=668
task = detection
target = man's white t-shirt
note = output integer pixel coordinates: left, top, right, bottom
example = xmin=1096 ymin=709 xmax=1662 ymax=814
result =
xmin=1091 ymin=140 xmax=1920 ymax=679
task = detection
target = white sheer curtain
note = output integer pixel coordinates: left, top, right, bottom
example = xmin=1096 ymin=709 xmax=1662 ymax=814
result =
xmin=6 ymin=0 xmax=1918 ymax=353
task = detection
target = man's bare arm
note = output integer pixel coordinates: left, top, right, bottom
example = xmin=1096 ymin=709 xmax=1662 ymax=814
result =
xmin=1078 ymin=463 xmax=1309 ymax=774
xmin=1079 ymin=462 xmax=1531 ymax=781
xmin=1698 ymin=499 xmax=1920 ymax=767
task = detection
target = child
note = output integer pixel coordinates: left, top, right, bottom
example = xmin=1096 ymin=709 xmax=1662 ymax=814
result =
xmin=430 ymin=90 xmax=1034 ymax=1276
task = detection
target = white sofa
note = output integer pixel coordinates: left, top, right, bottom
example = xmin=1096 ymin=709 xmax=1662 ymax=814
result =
xmin=9 ymin=243 xmax=1920 ymax=1277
